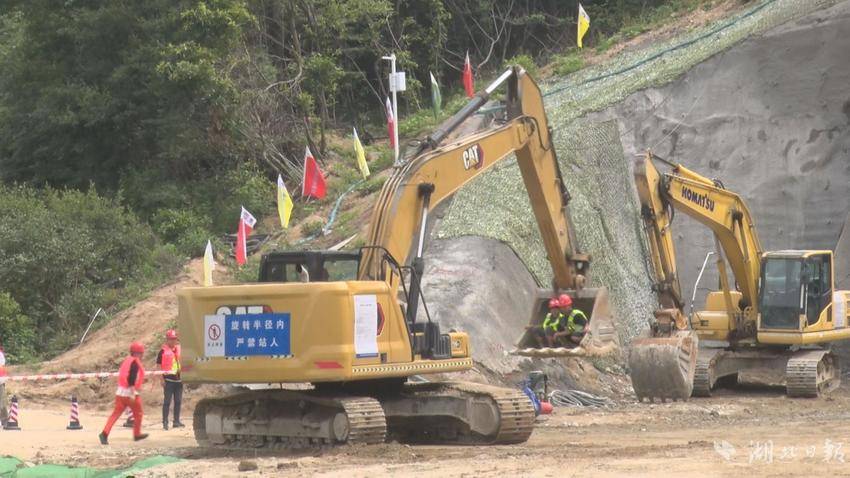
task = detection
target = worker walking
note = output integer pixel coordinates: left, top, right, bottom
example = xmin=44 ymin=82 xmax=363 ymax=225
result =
xmin=157 ymin=329 xmax=184 ymax=430
xmin=552 ymin=294 xmax=588 ymax=346
xmin=99 ymin=342 xmax=149 ymax=444
xmin=0 ymin=342 xmax=7 ymax=426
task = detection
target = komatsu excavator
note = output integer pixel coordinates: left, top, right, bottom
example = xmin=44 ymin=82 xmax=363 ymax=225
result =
xmin=176 ymin=67 xmax=614 ymax=449
xmin=629 ymin=152 xmax=850 ymax=401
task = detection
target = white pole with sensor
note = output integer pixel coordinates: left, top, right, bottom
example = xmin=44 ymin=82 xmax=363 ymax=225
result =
xmin=382 ymin=53 xmax=405 ymax=166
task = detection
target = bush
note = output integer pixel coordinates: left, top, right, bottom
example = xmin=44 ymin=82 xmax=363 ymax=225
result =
xmin=301 ymin=219 xmax=325 ymax=237
xmin=0 ymin=292 xmax=36 ymax=364
xmin=358 ymin=176 xmax=387 ymax=196
xmin=0 ymin=184 xmax=178 ymax=357
xmin=503 ymin=54 xmax=538 ymax=78
xmin=553 ymin=52 xmax=585 ymax=76
xmin=152 ymin=208 xmax=213 ymax=257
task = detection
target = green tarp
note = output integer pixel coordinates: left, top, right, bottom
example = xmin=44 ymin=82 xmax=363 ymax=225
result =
xmin=0 ymin=455 xmax=180 ymax=478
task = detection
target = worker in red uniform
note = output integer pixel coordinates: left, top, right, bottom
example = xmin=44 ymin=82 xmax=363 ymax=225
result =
xmin=157 ymin=329 xmax=184 ymax=430
xmin=99 ymin=341 xmax=148 ymax=444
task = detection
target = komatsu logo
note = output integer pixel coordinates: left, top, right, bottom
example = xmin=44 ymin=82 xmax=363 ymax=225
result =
xmin=462 ymin=144 xmax=484 ymax=170
xmin=681 ymin=186 xmax=715 ymax=212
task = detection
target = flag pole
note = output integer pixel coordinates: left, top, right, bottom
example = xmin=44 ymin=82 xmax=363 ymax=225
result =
xmin=382 ymin=53 xmax=400 ymax=167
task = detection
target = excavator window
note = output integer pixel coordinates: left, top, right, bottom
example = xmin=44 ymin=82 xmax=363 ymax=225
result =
xmin=759 ymin=258 xmax=803 ymax=329
xmin=804 ymin=254 xmax=832 ymax=325
xmin=258 ymin=251 xmax=361 ymax=283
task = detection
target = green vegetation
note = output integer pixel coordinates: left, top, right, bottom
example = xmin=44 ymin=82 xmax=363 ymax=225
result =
xmin=553 ymin=51 xmax=586 ymax=76
xmin=0 ymin=186 xmax=180 ymax=361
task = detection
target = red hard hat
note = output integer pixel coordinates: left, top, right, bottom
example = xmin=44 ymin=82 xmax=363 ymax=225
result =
xmin=129 ymin=341 xmax=145 ymax=354
xmin=548 ymin=298 xmax=560 ymax=309
xmin=165 ymin=329 xmax=178 ymax=340
xmin=559 ymin=294 xmax=572 ymax=308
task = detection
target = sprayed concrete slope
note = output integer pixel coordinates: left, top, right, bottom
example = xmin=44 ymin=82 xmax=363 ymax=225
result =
xmin=589 ymin=0 xmax=850 ymax=309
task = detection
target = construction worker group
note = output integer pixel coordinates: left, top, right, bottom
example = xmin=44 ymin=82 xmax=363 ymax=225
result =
xmin=98 ymin=329 xmax=182 ymax=445
xmin=532 ymin=294 xmax=588 ymax=348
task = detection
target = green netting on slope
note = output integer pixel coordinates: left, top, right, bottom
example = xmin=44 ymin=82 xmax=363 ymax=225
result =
xmin=0 ymin=455 xmax=180 ymax=478
xmin=438 ymin=0 xmax=842 ymax=344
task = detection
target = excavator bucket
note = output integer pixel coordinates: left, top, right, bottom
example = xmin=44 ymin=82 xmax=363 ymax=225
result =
xmin=511 ymin=286 xmax=617 ymax=357
xmin=628 ymin=330 xmax=698 ymax=401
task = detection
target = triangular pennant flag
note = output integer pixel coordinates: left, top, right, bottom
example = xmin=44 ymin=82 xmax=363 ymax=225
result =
xmin=203 ymin=240 xmax=215 ymax=286
xmin=577 ymin=3 xmax=590 ymax=49
xmin=235 ymin=206 xmax=256 ymax=266
xmin=277 ymin=174 xmax=294 ymax=228
xmin=463 ymin=52 xmax=474 ymax=98
xmin=430 ymin=72 xmax=442 ymax=119
xmin=353 ymin=128 xmax=370 ymax=179
xmin=385 ymin=97 xmax=395 ymax=149
xmin=301 ymin=146 xmax=327 ymax=199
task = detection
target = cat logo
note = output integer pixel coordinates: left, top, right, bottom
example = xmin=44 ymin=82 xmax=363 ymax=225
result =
xmin=462 ymin=144 xmax=484 ymax=170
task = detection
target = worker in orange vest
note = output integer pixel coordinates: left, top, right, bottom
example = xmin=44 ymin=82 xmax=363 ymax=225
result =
xmin=157 ymin=329 xmax=184 ymax=430
xmin=99 ymin=342 xmax=148 ymax=444
xmin=0 ymin=342 xmax=7 ymax=426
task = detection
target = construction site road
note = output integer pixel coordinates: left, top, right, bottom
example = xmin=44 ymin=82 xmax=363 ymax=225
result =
xmin=5 ymin=385 xmax=850 ymax=477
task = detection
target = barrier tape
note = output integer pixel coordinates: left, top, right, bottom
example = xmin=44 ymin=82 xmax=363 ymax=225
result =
xmin=2 ymin=370 xmax=168 ymax=382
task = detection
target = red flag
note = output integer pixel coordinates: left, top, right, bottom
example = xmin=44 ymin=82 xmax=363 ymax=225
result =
xmin=301 ymin=146 xmax=327 ymax=199
xmin=385 ymin=97 xmax=395 ymax=149
xmin=463 ymin=51 xmax=474 ymax=98
xmin=235 ymin=206 xmax=256 ymax=266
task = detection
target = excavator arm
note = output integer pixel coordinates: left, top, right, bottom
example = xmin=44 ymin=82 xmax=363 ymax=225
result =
xmin=360 ymin=67 xmax=613 ymax=357
xmin=361 ymin=67 xmax=586 ymax=291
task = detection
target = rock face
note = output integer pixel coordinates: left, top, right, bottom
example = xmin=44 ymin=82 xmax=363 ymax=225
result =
xmin=419 ymin=236 xmax=539 ymax=374
xmin=589 ymin=1 xmax=850 ymax=308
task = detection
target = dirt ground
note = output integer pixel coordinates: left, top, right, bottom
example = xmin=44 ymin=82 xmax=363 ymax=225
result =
xmin=3 ymin=383 xmax=850 ymax=477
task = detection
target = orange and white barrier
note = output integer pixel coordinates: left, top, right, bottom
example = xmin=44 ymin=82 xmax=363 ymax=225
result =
xmin=3 ymin=370 xmax=166 ymax=382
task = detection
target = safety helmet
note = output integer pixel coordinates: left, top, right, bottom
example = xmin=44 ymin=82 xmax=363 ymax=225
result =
xmin=165 ymin=329 xmax=178 ymax=340
xmin=558 ymin=294 xmax=573 ymax=308
xmin=548 ymin=298 xmax=560 ymax=309
xmin=129 ymin=341 xmax=145 ymax=354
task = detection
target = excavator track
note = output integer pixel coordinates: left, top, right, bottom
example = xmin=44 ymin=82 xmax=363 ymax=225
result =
xmin=692 ymin=348 xmax=723 ymax=397
xmin=193 ymin=390 xmax=386 ymax=450
xmin=786 ymin=350 xmax=840 ymax=398
xmin=383 ymin=381 xmax=535 ymax=445
xmin=192 ymin=380 xmax=535 ymax=450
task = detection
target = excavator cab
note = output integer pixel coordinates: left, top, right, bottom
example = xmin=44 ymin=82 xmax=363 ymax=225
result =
xmin=759 ymin=251 xmax=834 ymax=331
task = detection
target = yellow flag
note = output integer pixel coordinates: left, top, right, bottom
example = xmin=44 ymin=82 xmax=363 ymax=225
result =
xmin=353 ymin=127 xmax=370 ymax=179
xmin=277 ymin=174 xmax=294 ymax=228
xmin=203 ymin=240 xmax=214 ymax=286
xmin=577 ymin=3 xmax=590 ymax=48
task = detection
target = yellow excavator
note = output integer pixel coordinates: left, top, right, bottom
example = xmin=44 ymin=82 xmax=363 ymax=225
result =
xmin=629 ymin=152 xmax=849 ymax=401
xmin=176 ymin=67 xmax=613 ymax=449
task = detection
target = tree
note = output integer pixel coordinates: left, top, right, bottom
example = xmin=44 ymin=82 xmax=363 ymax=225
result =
xmin=0 ymin=1 xmax=250 ymax=189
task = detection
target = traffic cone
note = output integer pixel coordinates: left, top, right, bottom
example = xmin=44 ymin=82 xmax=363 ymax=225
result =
xmin=66 ymin=396 xmax=83 ymax=430
xmin=122 ymin=407 xmax=134 ymax=428
xmin=4 ymin=396 xmax=21 ymax=430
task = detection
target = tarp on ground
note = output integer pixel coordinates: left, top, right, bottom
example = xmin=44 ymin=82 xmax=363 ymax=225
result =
xmin=0 ymin=455 xmax=180 ymax=478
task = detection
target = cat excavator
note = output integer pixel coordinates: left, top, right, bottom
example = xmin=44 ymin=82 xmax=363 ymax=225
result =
xmin=629 ymin=152 xmax=850 ymax=401
xmin=176 ymin=67 xmax=615 ymax=449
